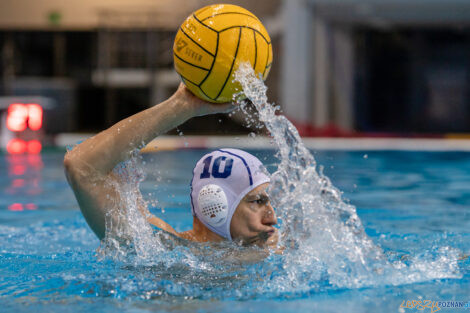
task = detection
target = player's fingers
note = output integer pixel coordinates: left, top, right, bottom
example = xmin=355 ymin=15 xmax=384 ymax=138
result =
xmin=213 ymin=102 xmax=237 ymax=114
xmin=195 ymin=101 xmax=237 ymax=116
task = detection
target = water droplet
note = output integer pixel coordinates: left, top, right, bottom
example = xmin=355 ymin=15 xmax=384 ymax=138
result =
xmin=232 ymin=62 xmax=394 ymax=288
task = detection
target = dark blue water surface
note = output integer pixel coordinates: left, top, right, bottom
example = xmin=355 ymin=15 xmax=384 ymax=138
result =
xmin=0 ymin=149 xmax=469 ymax=312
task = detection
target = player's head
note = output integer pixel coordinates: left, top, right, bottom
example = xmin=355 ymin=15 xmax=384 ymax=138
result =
xmin=190 ymin=149 xmax=277 ymax=245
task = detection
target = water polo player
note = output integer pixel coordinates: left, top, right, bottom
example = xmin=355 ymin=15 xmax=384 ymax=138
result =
xmin=64 ymin=84 xmax=278 ymax=248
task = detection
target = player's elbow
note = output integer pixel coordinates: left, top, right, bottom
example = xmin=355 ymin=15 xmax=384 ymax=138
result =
xmin=63 ymin=150 xmax=86 ymax=184
xmin=64 ymin=153 xmax=76 ymax=184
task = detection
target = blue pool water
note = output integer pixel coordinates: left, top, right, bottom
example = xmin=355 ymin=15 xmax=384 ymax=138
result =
xmin=0 ymin=149 xmax=469 ymax=313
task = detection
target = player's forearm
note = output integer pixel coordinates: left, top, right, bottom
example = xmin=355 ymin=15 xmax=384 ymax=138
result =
xmin=65 ymin=92 xmax=194 ymax=175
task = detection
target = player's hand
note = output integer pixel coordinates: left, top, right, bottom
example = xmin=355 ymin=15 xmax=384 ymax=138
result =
xmin=173 ymin=83 xmax=236 ymax=117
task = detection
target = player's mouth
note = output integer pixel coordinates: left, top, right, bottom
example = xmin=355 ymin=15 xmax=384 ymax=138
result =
xmin=245 ymin=229 xmax=276 ymax=245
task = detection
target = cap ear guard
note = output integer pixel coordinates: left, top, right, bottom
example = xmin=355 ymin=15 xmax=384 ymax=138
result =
xmin=197 ymin=184 xmax=229 ymax=227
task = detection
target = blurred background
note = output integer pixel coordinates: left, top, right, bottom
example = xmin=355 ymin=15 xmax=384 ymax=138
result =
xmin=1 ymin=0 xmax=470 ymax=152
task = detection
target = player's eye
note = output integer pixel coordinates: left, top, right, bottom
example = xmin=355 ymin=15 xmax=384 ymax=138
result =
xmin=249 ymin=195 xmax=269 ymax=205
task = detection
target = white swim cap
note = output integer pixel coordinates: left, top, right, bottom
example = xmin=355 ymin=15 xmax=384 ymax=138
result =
xmin=190 ymin=149 xmax=270 ymax=240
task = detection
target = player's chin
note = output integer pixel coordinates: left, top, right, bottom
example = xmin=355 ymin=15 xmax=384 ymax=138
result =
xmin=265 ymin=229 xmax=279 ymax=247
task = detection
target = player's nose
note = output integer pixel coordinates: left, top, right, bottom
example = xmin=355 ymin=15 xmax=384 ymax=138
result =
xmin=262 ymin=204 xmax=277 ymax=227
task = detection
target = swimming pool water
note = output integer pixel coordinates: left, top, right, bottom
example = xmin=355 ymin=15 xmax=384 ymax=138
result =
xmin=0 ymin=149 xmax=469 ymax=312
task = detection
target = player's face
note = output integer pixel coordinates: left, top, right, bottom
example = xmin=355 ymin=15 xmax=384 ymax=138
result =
xmin=230 ymin=183 xmax=278 ymax=247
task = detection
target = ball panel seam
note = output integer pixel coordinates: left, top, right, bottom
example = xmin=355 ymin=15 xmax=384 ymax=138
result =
xmin=262 ymin=41 xmax=270 ymax=78
xmin=177 ymin=73 xmax=199 ymax=87
xmin=174 ymin=53 xmax=211 ymax=72
xmin=195 ymin=4 xmax=254 ymax=20
xmin=193 ymin=6 xmax=213 ymax=19
xmin=253 ymin=32 xmax=268 ymax=76
xmin=200 ymin=28 xmax=240 ymax=100
xmin=181 ymin=15 xmax=218 ymax=54
xmin=219 ymin=26 xmax=270 ymax=44
xmin=199 ymin=88 xmax=216 ymax=101
xmin=192 ymin=14 xmax=218 ymax=33
xmin=216 ymin=27 xmax=242 ymax=100
xmin=181 ymin=75 xmax=216 ymax=102
xmin=198 ymin=32 xmax=219 ymax=88
xmin=200 ymin=11 xmax=259 ymax=23
xmin=253 ymin=29 xmax=258 ymax=70
xmin=179 ymin=27 xmax=215 ymax=57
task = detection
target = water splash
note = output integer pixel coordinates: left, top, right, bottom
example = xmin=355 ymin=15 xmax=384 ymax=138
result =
xmin=95 ymin=63 xmax=462 ymax=299
xmin=97 ymin=151 xmax=166 ymax=263
xmin=233 ymin=62 xmax=462 ymax=289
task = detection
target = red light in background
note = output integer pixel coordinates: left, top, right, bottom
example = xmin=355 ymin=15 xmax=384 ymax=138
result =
xmin=7 ymin=138 xmax=27 ymax=154
xmin=12 ymin=179 xmax=25 ymax=188
xmin=27 ymin=103 xmax=43 ymax=130
xmin=7 ymin=139 xmax=42 ymax=155
xmin=27 ymin=140 xmax=42 ymax=154
xmin=6 ymin=103 xmax=28 ymax=132
xmin=12 ymin=165 xmax=26 ymax=175
xmin=6 ymin=103 xmax=43 ymax=132
xmin=8 ymin=203 xmax=24 ymax=211
xmin=27 ymin=155 xmax=44 ymax=169
xmin=25 ymin=203 xmax=37 ymax=210
xmin=5 ymin=103 xmax=44 ymax=154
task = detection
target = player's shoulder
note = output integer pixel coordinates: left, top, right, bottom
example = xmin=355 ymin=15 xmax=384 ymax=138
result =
xmin=147 ymin=216 xmax=178 ymax=236
xmin=149 ymin=219 xmax=196 ymax=249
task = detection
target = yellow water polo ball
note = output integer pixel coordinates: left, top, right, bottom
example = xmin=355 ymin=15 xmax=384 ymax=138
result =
xmin=173 ymin=4 xmax=273 ymax=103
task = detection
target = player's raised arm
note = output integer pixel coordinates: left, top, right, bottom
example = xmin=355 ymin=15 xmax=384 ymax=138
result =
xmin=63 ymin=84 xmax=232 ymax=239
